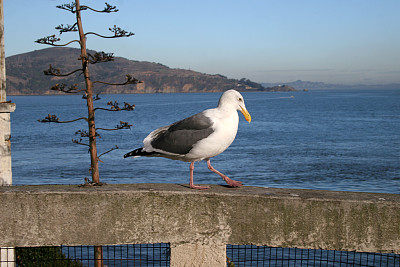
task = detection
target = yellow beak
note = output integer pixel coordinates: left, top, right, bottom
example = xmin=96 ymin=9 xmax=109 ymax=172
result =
xmin=240 ymin=106 xmax=252 ymax=123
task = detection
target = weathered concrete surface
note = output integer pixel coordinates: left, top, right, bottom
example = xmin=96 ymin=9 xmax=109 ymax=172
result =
xmin=0 ymin=184 xmax=399 ymax=254
xmin=170 ymin=243 xmax=226 ymax=267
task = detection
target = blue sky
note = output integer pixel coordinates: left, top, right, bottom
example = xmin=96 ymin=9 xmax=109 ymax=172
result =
xmin=4 ymin=0 xmax=400 ymax=85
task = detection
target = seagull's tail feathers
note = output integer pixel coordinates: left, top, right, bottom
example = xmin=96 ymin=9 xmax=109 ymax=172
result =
xmin=124 ymin=148 xmax=159 ymax=158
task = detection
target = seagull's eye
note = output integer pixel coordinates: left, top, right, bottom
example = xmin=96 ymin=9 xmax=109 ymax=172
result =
xmin=238 ymin=97 xmax=243 ymax=101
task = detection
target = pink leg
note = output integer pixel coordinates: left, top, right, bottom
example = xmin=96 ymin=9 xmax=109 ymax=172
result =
xmin=206 ymin=160 xmax=243 ymax=187
xmin=189 ymin=162 xmax=210 ymax=190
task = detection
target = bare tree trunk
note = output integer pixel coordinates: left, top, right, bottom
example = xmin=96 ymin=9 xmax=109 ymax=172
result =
xmin=75 ymin=1 xmax=102 ymax=265
xmin=94 ymin=245 xmax=104 ymax=267
xmin=75 ymin=0 xmax=100 ymax=184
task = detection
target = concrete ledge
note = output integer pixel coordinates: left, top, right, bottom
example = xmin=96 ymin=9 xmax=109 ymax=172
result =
xmin=0 ymin=184 xmax=399 ymax=253
xmin=0 ymin=102 xmax=15 ymax=113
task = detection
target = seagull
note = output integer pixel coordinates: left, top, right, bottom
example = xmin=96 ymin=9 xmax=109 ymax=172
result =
xmin=124 ymin=89 xmax=251 ymax=189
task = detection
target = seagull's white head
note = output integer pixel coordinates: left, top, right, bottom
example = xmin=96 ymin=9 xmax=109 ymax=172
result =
xmin=218 ymin=90 xmax=251 ymax=122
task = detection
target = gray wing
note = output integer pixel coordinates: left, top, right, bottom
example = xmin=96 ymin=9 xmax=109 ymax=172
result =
xmin=150 ymin=112 xmax=214 ymax=154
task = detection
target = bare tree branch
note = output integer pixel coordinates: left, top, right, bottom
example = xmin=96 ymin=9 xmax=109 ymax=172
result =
xmin=56 ymin=3 xmax=75 ymax=13
xmin=38 ymin=114 xmax=88 ymax=123
xmin=87 ymin=52 xmax=114 ymax=64
xmin=96 ymin=121 xmax=132 ymax=131
xmin=94 ymin=101 xmax=135 ymax=112
xmin=44 ymin=64 xmax=82 ymax=77
xmin=38 ymin=114 xmax=59 ymax=123
xmin=57 ymin=2 xmax=117 ymax=13
xmin=51 ymin=83 xmax=86 ymax=94
xmin=85 ymin=25 xmax=134 ymax=38
xmin=109 ymin=25 xmax=134 ymax=37
xmin=72 ymin=138 xmax=90 ymax=147
xmin=56 ymin=3 xmax=82 ymax=13
xmin=93 ymin=74 xmax=141 ymax=86
xmin=75 ymin=129 xmax=89 ymax=138
xmin=35 ymin=35 xmax=80 ymax=46
xmin=82 ymin=93 xmax=101 ymax=101
xmin=81 ymin=3 xmax=118 ymax=13
xmin=73 ymin=130 xmax=100 ymax=149
xmin=35 ymin=35 xmax=60 ymax=45
xmin=98 ymin=145 xmax=119 ymax=160
xmin=75 ymin=129 xmax=101 ymax=138
xmin=56 ymin=23 xmax=78 ymax=34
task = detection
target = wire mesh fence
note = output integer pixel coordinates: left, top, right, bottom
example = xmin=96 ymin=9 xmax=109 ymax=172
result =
xmin=226 ymin=245 xmax=400 ymax=267
xmin=1 ymin=244 xmax=170 ymax=267
xmin=1 ymin=244 xmax=399 ymax=266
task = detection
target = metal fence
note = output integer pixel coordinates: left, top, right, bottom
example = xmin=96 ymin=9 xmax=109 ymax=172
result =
xmin=1 ymin=244 xmax=399 ymax=266
xmin=227 ymin=245 xmax=400 ymax=267
xmin=1 ymin=244 xmax=170 ymax=267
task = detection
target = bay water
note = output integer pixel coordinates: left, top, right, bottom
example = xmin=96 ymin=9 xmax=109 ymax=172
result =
xmin=9 ymin=89 xmax=400 ymax=194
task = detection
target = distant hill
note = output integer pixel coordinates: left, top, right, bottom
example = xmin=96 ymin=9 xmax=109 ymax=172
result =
xmin=5 ymin=47 xmax=282 ymax=95
xmin=262 ymin=80 xmax=400 ymax=90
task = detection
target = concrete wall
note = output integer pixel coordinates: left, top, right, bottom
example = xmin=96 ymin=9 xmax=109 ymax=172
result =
xmin=0 ymin=184 xmax=399 ymax=266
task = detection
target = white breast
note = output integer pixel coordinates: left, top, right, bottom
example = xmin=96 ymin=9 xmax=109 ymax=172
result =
xmin=184 ymin=107 xmax=239 ymax=161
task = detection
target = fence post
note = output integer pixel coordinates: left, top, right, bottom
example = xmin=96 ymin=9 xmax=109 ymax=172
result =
xmin=0 ymin=1 xmax=16 ymax=266
xmin=170 ymin=242 xmax=226 ymax=267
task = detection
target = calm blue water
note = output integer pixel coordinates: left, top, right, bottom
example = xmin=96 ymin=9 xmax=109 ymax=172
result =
xmin=9 ymin=89 xmax=400 ymax=194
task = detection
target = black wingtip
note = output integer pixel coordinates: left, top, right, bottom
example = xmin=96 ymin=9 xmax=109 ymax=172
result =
xmin=124 ymin=148 xmax=142 ymax=158
xmin=124 ymin=148 xmax=160 ymax=158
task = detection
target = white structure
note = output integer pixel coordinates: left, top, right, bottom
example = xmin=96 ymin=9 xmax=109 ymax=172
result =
xmin=0 ymin=0 xmax=15 ymax=186
xmin=0 ymin=0 xmax=16 ymax=266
